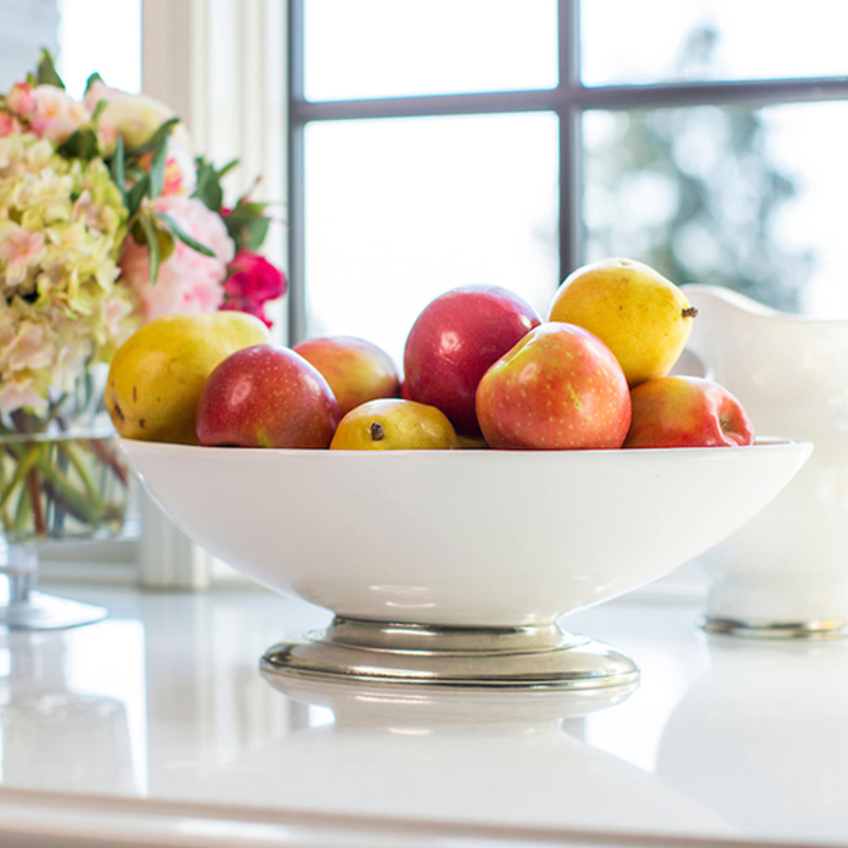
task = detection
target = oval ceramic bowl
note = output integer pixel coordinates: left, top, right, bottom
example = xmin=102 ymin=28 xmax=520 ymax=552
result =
xmin=119 ymin=438 xmax=811 ymax=690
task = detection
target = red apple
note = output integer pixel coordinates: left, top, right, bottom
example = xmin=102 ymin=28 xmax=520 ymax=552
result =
xmin=293 ymin=336 xmax=400 ymax=417
xmin=624 ymin=375 xmax=754 ymax=448
xmin=196 ymin=345 xmax=340 ymax=448
xmin=403 ymin=285 xmax=541 ymax=436
xmin=475 ymin=322 xmax=631 ymax=450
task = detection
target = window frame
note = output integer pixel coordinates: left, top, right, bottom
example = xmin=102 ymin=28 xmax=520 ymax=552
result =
xmin=285 ymin=0 xmax=848 ymax=345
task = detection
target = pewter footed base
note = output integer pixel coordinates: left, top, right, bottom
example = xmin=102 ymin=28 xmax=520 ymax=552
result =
xmin=701 ymin=615 xmax=848 ymax=639
xmin=260 ymin=617 xmax=640 ymax=691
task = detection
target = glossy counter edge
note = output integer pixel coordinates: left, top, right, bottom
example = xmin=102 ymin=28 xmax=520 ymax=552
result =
xmin=0 ymin=787 xmax=833 ymax=848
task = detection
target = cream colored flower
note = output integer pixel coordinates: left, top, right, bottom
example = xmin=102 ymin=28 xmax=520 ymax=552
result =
xmin=29 ymin=85 xmax=90 ymax=145
xmin=86 ymin=81 xmax=191 ymax=150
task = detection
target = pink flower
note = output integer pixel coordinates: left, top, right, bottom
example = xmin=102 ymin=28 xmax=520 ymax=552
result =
xmin=104 ymin=294 xmax=135 ymax=340
xmin=119 ymin=195 xmax=235 ymax=322
xmin=0 ymin=113 xmax=21 ymax=137
xmin=28 ymin=85 xmax=90 ymax=145
xmin=0 ymin=225 xmax=47 ymax=286
xmin=136 ymin=140 xmax=196 ymax=195
xmin=0 ymin=377 xmax=47 ymax=417
xmin=0 ymin=322 xmax=52 ymax=373
xmin=221 ymin=250 xmax=286 ymax=327
xmin=5 ymin=83 xmax=35 ymax=118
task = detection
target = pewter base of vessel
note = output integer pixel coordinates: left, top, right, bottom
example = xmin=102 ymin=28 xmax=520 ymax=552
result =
xmin=701 ymin=615 xmax=848 ymax=639
xmin=260 ymin=617 xmax=640 ymax=691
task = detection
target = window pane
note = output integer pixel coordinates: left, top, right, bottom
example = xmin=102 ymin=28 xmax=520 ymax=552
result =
xmin=58 ymin=0 xmax=142 ymax=98
xmin=304 ymin=113 xmax=559 ymax=365
xmin=582 ymin=0 xmax=848 ymax=86
xmin=304 ymin=0 xmax=558 ymax=101
xmin=583 ymin=102 xmax=848 ymax=315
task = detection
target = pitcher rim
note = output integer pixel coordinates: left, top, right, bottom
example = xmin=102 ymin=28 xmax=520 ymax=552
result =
xmin=683 ymin=284 xmax=848 ymax=326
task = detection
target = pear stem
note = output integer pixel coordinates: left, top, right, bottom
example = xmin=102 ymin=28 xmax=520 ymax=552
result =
xmin=369 ymin=422 xmax=385 ymax=441
xmin=682 ymin=306 xmax=699 ymax=319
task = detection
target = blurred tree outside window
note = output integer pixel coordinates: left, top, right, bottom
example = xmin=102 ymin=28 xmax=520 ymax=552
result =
xmin=583 ymin=26 xmax=815 ymax=312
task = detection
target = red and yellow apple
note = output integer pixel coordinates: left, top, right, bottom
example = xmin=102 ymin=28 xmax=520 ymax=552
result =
xmin=403 ymin=285 xmax=541 ymax=437
xmin=293 ymin=335 xmax=400 ymax=417
xmin=623 ymin=375 xmax=754 ymax=448
xmin=196 ymin=345 xmax=340 ymax=448
xmin=475 ymin=322 xmax=632 ymax=450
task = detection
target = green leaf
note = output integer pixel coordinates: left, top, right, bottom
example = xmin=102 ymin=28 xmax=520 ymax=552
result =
xmin=231 ymin=198 xmax=269 ymax=217
xmin=85 ymin=72 xmax=103 ymax=92
xmin=223 ymin=196 xmax=272 ymax=251
xmin=110 ymin=136 xmax=126 ymax=202
xmin=140 ymin=214 xmax=161 ymax=284
xmin=89 ymin=98 xmax=108 ymax=124
xmin=148 ymin=133 xmax=169 ymax=200
xmin=130 ymin=219 xmax=145 ymax=245
xmin=57 ymin=127 xmax=101 ymax=161
xmin=125 ymin=174 xmax=151 ymax=217
xmin=156 ymin=212 xmax=217 ymax=257
xmin=157 ymin=227 xmax=176 ymax=263
xmin=191 ymin=157 xmax=224 ymax=212
xmin=125 ymin=117 xmax=180 ymax=157
xmin=224 ymin=213 xmax=270 ymax=251
xmin=36 ymin=49 xmax=65 ymax=89
xmin=216 ymin=159 xmax=240 ymax=179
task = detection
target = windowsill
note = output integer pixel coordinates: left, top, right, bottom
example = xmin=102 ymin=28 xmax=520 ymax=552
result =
xmin=36 ymin=517 xmax=142 ymax=585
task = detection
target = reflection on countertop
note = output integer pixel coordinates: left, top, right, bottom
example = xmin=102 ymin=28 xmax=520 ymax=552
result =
xmin=657 ymin=633 xmax=848 ymax=840
xmin=0 ymin=583 xmax=844 ymax=846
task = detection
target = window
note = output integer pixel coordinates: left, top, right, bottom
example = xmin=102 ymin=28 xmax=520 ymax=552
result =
xmin=289 ymin=0 xmax=848 ymax=360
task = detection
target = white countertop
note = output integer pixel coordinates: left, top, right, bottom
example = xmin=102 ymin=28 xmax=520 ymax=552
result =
xmin=0 ymin=583 xmax=845 ymax=847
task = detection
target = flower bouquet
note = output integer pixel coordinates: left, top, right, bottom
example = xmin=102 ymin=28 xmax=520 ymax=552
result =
xmin=0 ymin=51 xmax=285 ymax=627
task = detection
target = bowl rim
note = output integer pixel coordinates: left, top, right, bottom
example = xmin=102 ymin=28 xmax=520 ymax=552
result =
xmin=117 ymin=435 xmax=812 ymax=461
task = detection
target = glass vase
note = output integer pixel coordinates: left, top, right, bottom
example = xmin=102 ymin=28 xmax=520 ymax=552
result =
xmin=0 ymin=366 xmax=130 ymax=630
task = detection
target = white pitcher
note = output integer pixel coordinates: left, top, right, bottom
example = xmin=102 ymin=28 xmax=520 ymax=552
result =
xmin=684 ymin=285 xmax=848 ymax=637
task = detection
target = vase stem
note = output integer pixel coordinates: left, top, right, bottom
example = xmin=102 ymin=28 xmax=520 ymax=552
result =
xmin=0 ymin=540 xmax=107 ymax=629
xmin=0 ymin=543 xmax=38 ymax=606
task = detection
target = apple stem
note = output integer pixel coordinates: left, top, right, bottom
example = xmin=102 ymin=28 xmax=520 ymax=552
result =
xmin=369 ymin=422 xmax=385 ymax=441
xmin=682 ymin=306 xmax=699 ymax=319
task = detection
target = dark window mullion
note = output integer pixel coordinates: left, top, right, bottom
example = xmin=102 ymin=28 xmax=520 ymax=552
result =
xmin=291 ymin=76 xmax=848 ymax=125
xmin=558 ymin=0 xmax=582 ymax=283
xmin=287 ymin=0 xmax=307 ymax=343
xmin=577 ymin=75 xmax=848 ymax=111
xmin=291 ymin=89 xmax=560 ymax=123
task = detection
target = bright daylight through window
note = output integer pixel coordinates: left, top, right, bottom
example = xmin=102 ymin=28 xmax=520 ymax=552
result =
xmin=292 ymin=0 xmax=848 ymax=364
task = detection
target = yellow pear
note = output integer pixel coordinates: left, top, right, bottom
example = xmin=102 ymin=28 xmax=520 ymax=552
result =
xmin=105 ymin=312 xmax=272 ymax=444
xmin=548 ymin=258 xmax=697 ymax=387
xmin=330 ymin=399 xmax=460 ymax=450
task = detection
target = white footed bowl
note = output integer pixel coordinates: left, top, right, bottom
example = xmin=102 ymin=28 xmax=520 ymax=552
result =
xmin=120 ymin=438 xmax=811 ymax=689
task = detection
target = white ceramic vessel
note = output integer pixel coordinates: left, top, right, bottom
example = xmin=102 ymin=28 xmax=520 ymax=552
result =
xmin=120 ymin=438 xmax=810 ymax=688
xmin=685 ymin=285 xmax=848 ymax=637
